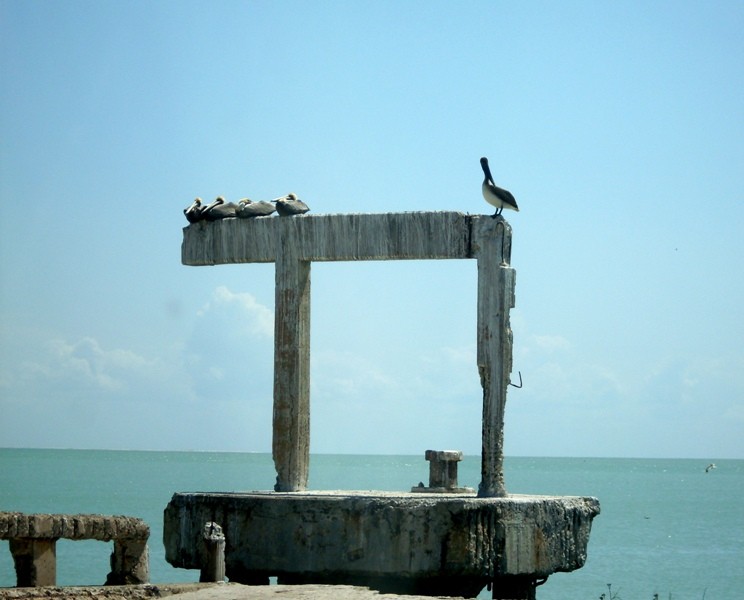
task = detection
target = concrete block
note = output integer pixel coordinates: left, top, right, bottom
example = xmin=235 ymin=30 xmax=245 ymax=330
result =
xmin=164 ymin=491 xmax=599 ymax=597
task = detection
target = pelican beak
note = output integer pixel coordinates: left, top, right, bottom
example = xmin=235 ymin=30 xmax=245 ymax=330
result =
xmin=184 ymin=198 xmax=201 ymax=214
xmin=204 ymin=196 xmax=225 ymax=211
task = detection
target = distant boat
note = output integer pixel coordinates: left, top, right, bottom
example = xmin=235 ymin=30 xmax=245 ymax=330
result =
xmin=705 ymin=463 xmax=717 ymax=473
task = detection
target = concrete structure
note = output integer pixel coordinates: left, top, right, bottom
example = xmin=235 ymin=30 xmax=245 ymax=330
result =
xmin=0 ymin=512 xmax=149 ymax=586
xmin=173 ymin=211 xmax=600 ymax=598
xmin=200 ymin=522 xmax=226 ymax=583
xmin=411 ymin=450 xmax=473 ymax=494
xmin=182 ymin=211 xmax=514 ymax=496
xmin=164 ymin=491 xmax=599 ymax=598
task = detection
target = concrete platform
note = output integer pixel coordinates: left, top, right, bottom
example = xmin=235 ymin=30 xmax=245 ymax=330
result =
xmin=164 ymin=491 xmax=599 ymax=598
xmin=0 ymin=582 xmax=466 ymax=599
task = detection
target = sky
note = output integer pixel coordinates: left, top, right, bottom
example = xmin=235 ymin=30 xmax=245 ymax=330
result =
xmin=1 ymin=0 xmax=742 ymax=460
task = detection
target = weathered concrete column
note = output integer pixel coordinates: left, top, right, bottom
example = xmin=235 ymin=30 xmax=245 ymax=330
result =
xmin=273 ymin=218 xmax=311 ymax=492
xmin=8 ymin=538 xmax=56 ymax=587
xmin=200 ymin=522 xmax=226 ymax=582
xmin=473 ymin=216 xmax=515 ymax=498
xmin=106 ymin=539 xmax=149 ymax=585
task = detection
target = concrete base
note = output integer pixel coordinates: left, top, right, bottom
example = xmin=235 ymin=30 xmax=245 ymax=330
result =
xmin=164 ymin=491 xmax=599 ymax=598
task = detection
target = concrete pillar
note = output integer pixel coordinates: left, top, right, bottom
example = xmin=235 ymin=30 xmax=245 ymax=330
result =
xmin=200 ymin=522 xmax=226 ymax=582
xmin=9 ymin=538 xmax=57 ymax=587
xmin=273 ymin=224 xmax=311 ymax=491
xmin=106 ymin=539 xmax=149 ymax=585
xmin=474 ymin=216 xmax=515 ymax=498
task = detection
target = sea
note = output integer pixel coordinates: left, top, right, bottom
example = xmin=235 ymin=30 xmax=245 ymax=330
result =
xmin=0 ymin=449 xmax=741 ymax=599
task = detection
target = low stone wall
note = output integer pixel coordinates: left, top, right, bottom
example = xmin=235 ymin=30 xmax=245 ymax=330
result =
xmin=0 ymin=512 xmax=150 ymax=587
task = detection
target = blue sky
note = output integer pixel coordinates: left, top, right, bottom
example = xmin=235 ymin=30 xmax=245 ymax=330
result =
xmin=1 ymin=1 xmax=742 ymax=459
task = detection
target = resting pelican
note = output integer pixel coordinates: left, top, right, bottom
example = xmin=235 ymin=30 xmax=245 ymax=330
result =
xmin=183 ymin=198 xmax=206 ymax=223
xmin=272 ymin=193 xmax=310 ymax=216
xmin=236 ymin=198 xmax=277 ymax=218
xmin=203 ymin=196 xmax=238 ymax=221
xmin=480 ymin=157 xmax=518 ymax=217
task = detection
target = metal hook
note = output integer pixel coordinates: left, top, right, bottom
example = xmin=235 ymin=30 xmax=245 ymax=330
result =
xmin=509 ymin=371 xmax=523 ymax=388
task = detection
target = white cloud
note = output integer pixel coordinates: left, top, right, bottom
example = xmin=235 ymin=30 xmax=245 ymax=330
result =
xmin=4 ymin=336 xmax=172 ymax=398
xmin=186 ymin=286 xmax=275 ymax=403
xmin=197 ymin=286 xmax=273 ymax=339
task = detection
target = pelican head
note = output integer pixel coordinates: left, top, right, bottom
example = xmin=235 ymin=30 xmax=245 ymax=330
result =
xmin=270 ymin=193 xmax=298 ymax=203
xmin=184 ymin=197 xmax=205 ymax=223
xmin=480 ymin=157 xmax=492 ymax=180
xmin=203 ymin=196 xmax=239 ymax=221
xmin=204 ymin=196 xmax=225 ymax=211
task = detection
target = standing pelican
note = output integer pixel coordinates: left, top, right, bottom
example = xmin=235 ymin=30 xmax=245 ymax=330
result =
xmin=236 ymin=198 xmax=277 ymax=218
xmin=202 ymin=196 xmax=238 ymax=221
xmin=480 ymin=157 xmax=518 ymax=217
xmin=272 ymin=193 xmax=310 ymax=216
xmin=183 ymin=198 xmax=206 ymax=223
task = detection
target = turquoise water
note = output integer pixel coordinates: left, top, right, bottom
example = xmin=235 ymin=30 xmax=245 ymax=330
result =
xmin=1 ymin=449 xmax=742 ymax=599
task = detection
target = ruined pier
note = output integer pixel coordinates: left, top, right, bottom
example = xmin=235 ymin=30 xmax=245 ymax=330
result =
xmin=166 ymin=211 xmax=599 ymax=599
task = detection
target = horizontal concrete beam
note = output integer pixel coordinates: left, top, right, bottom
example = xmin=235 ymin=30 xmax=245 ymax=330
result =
xmin=181 ymin=212 xmax=482 ymax=265
xmin=0 ymin=512 xmax=149 ymax=541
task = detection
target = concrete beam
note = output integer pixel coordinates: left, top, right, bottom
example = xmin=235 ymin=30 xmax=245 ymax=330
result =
xmin=181 ymin=212 xmax=473 ymax=265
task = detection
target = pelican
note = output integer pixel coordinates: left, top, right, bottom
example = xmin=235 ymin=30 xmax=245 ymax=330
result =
xmin=236 ymin=198 xmax=277 ymax=218
xmin=202 ymin=196 xmax=238 ymax=221
xmin=272 ymin=193 xmax=310 ymax=216
xmin=480 ymin=157 xmax=518 ymax=217
xmin=183 ymin=198 xmax=206 ymax=223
